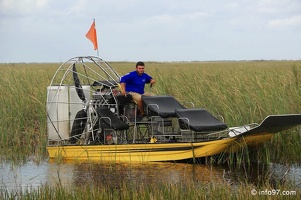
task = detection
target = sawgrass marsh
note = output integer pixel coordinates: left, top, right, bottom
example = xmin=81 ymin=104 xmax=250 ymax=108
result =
xmin=0 ymin=60 xmax=301 ymax=164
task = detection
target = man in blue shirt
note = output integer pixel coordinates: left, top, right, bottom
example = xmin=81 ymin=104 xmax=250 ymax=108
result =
xmin=120 ymin=61 xmax=155 ymax=117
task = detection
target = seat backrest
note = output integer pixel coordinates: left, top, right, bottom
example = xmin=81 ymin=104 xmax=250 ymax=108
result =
xmin=115 ymin=94 xmax=133 ymax=116
xmin=142 ymin=95 xmax=186 ymax=118
xmin=175 ymin=108 xmax=227 ymax=132
xmin=116 ymin=94 xmax=133 ymax=106
xmin=96 ymin=106 xmax=129 ymax=130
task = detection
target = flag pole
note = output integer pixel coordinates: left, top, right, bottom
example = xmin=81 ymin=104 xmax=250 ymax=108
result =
xmin=94 ymin=19 xmax=100 ymax=57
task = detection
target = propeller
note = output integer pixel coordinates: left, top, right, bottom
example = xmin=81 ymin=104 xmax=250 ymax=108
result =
xmin=70 ymin=109 xmax=87 ymax=144
xmin=72 ymin=63 xmax=86 ymax=102
xmin=70 ymin=64 xmax=88 ymax=144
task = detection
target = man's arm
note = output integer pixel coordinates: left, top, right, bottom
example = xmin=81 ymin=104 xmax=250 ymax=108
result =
xmin=120 ymin=82 xmax=126 ymax=95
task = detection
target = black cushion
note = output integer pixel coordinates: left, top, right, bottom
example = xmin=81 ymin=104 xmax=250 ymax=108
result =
xmin=142 ymin=95 xmax=186 ymax=118
xmin=96 ymin=106 xmax=129 ymax=130
xmin=175 ymin=108 xmax=227 ymax=132
xmin=116 ymin=94 xmax=133 ymax=106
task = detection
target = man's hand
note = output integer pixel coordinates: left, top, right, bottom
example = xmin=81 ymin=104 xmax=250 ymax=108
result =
xmin=150 ymin=79 xmax=155 ymax=85
xmin=121 ymin=90 xmax=126 ymax=96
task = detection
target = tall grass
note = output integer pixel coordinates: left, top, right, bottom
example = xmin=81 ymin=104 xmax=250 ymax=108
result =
xmin=1 ymin=61 xmax=301 ymax=164
xmin=1 ymin=179 xmax=299 ymax=199
xmin=0 ymin=63 xmax=57 ymax=164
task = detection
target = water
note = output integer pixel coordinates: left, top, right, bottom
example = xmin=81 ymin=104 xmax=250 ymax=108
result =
xmin=1 ymin=160 xmax=300 ymax=193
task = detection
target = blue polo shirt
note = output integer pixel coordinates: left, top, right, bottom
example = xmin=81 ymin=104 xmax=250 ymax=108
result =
xmin=120 ymin=71 xmax=152 ymax=94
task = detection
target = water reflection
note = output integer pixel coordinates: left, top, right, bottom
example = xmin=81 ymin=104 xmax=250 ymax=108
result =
xmin=1 ymin=161 xmax=49 ymax=192
xmin=1 ymin=160 xmax=301 ymax=193
xmin=68 ymin=162 xmax=226 ymax=189
xmin=226 ymin=163 xmax=301 ymax=188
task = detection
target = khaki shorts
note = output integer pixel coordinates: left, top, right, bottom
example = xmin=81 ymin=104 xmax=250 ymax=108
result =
xmin=128 ymin=92 xmax=153 ymax=103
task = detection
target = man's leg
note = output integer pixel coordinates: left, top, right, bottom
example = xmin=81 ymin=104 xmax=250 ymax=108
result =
xmin=138 ymin=92 xmax=154 ymax=116
xmin=137 ymin=98 xmax=145 ymax=116
xmin=129 ymin=92 xmax=144 ymax=116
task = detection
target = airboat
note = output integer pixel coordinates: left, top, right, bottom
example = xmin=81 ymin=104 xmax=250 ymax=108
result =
xmin=46 ymin=56 xmax=301 ymax=163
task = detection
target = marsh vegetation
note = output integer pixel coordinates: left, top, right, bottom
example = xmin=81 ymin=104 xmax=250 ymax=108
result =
xmin=1 ymin=60 xmax=301 ymax=199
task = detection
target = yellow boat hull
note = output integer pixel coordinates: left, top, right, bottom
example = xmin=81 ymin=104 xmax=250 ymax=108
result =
xmin=226 ymin=132 xmax=274 ymax=153
xmin=47 ymin=138 xmax=236 ymax=163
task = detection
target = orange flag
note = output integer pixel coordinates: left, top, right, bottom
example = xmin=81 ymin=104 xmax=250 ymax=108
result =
xmin=86 ymin=21 xmax=98 ymax=50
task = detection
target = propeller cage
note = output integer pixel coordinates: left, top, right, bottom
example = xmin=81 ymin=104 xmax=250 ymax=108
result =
xmin=46 ymin=56 xmax=121 ymax=142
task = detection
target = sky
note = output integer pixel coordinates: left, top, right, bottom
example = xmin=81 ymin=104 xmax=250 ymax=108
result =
xmin=0 ymin=0 xmax=301 ymax=63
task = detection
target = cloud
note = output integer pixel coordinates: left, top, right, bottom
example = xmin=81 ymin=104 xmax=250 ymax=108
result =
xmin=0 ymin=0 xmax=300 ymax=62
xmin=269 ymin=15 xmax=301 ymax=27
xmin=0 ymin=0 xmax=48 ymax=16
xmin=149 ymin=11 xmax=208 ymax=24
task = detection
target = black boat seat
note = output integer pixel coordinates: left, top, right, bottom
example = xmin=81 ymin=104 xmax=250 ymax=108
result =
xmin=96 ymin=106 xmax=129 ymax=130
xmin=175 ymin=108 xmax=227 ymax=132
xmin=116 ymin=94 xmax=133 ymax=106
xmin=142 ymin=95 xmax=186 ymax=118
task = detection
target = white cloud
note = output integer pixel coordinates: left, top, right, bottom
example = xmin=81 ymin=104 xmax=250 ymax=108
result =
xmin=146 ymin=11 xmax=207 ymax=26
xmin=0 ymin=0 xmax=300 ymax=62
xmin=68 ymin=0 xmax=88 ymax=14
xmin=269 ymin=15 xmax=301 ymax=27
xmin=0 ymin=0 xmax=48 ymax=16
xmin=256 ymin=0 xmax=301 ymax=14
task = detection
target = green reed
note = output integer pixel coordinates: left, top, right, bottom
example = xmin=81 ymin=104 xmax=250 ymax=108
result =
xmin=1 ymin=179 xmax=299 ymax=200
xmin=0 ymin=63 xmax=57 ymax=163
xmin=1 ymin=61 xmax=301 ymax=164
